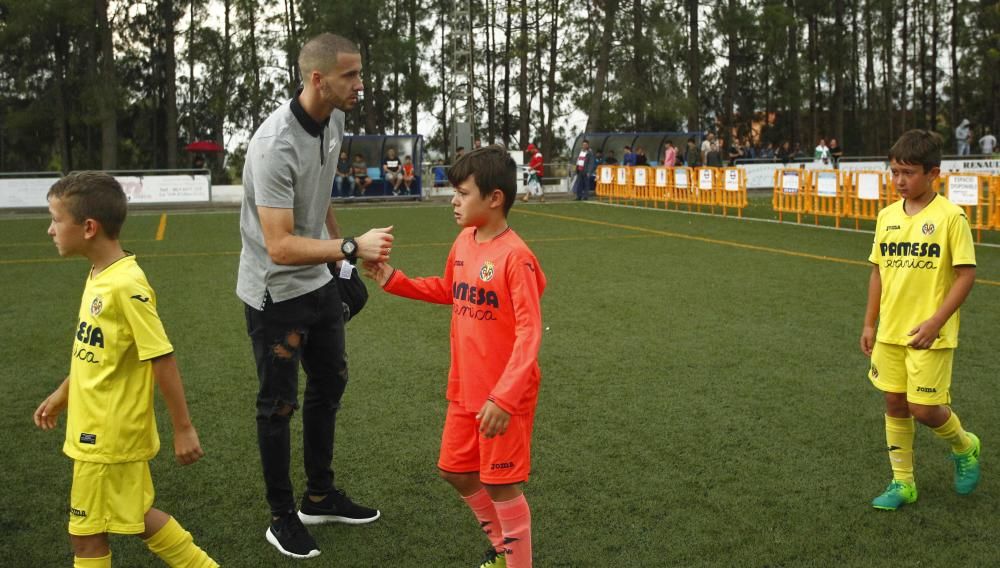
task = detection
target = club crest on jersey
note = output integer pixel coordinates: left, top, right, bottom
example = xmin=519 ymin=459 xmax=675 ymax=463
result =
xmin=480 ymin=261 xmax=496 ymax=282
xmin=870 ymin=363 xmax=879 ymax=379
xmin=922 ymin=222 xmax=935 ymax=235
xmin=90 ymin=296 xmax=104 ymax=316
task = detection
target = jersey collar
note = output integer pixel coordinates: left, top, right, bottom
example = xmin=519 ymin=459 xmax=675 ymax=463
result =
xmin=290 ymin=85 xmax=329 ymax=138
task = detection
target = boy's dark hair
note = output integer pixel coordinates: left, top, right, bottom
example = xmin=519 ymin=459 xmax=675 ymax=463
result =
xmin=447 ymin=144 xmax=517 ymax=216
xmin=888 ymin=129 xmax=943 ymax=172
xmin=47 ymin=171 xmax=128 ymax=239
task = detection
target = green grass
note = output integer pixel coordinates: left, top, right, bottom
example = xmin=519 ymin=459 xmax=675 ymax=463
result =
xmin=2 ymin=201 xmax=998 ymax=567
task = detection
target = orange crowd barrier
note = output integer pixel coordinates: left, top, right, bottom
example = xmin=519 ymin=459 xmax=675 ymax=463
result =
xmin=595 ymin=166 xmax=614 ymax=199
xmin=807 ymin=169 xmax=846 ymax=228
xmin=632 ymin=166 xmax=654 ymax=206
xmin=612 ymin=166 xmax=633 ymax=203
xmin=719 ymin=167 xmax=748 ymax=217
xmin=847 ymin=170 xmax=893 ymax=229
xmin=651 ymin=166 xmax=671 ymax=206
xmin=773 ymin=168 xmax=809 ymax=223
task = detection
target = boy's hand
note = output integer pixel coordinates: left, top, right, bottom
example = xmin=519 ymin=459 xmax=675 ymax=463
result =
xmin=33 ymin=383 xmax=69 ymax=430
xmin=859 ymin=326 xmax=876 ymax=357
xmin=356 ymin=226 xmax=395 ymax=262
xmin=907 ymin=319 xmax=942 ymax=350
xmin=476 ymin=401 xmax=511 ymax=439
xmin=173 ymin=424 xmax=206 ymax=465
xmin=361 ymin=260 xmax=394 ymax=286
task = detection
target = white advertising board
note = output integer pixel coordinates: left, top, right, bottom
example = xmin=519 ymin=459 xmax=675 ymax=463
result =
xmin=699 ymin=169 xmax=714 ymax=190
xmin=946 ymin=175 xmax=980 ymax=206
xmin=634 ymin=168 xmax=647 ymax=186
xmin=616 ymin=167 xmax=627 ymax=185
xmin=674 ymin=168 xmax=689 ymax=187
xmin=724 ymin=169 xmax=740 ymax=191
xmin=856 ymin=173 xmax=881 ymax=200
xmin=118 ymin=175 xmax=211 ymax=204
xmin=655 ymin=168 xmax=668 ymax=187
xmin=781 ymin=171 xmax=799 ymax=194
xmin=0 ymin=177 xmax=59 ymax=208
xmin=601 ymin=167 xmax=613 ymax=183
xmin=816 ymin=172 xmax=838 ymax=197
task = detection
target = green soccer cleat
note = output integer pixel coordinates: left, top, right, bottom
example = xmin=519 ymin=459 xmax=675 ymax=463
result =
xmin=478 ymin=547 xmax=506 ymax=568
xmin=952 ymin=432 xmax=981 ymax=495
xmin=872 ymin=480 xmax=918 ymax=511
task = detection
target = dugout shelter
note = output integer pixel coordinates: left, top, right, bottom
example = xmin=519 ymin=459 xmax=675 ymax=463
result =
xmin=339 ymin=134 xmax=424 ymax=199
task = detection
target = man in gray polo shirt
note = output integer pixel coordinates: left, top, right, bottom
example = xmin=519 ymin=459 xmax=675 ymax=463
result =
xmin=238 ymin=33 xmax=394 ymax=560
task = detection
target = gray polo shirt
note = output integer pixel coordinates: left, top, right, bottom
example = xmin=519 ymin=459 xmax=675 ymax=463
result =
xmin=237 ymin=95 xmax=345 ymax=308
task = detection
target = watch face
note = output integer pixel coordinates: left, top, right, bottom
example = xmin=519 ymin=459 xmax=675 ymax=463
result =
xmin=343 ymin=240 xmax=357 ymax=255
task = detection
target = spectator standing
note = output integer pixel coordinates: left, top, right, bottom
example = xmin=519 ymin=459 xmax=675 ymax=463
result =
xmin=978 ymin=127 xmax=996 ymax=155
xmin=662 ymin=141 xmax=677 ymax=167
xmin=955 ymin=119 xmax=972 ymax=155
xmin=726 ymin=139 xmax=743 ymax=166
xmin=706 ymin=141 xmax=724 ymax=168
xmin=634 ymin=147 xmax=648 ymax=166
xmin=684 ymin=138 xmax=701 ymax=167
xmin=401 ymin=155 xmax=415 ymax=195
xmin=522 ymin=143 xmax=545 ymax=203
xmin=701 ymin=133 xmax=715 ymax=165
xmin=622 ymin=145 xmax=637 ymax=166
xmin=829 ymin=138 xmax=844 ymax=169
xmin=603 ymin=150 xmax=618 ymax=165
xmin=815 ymin=138 xmax=831 ymax=166
xmin=572 ymin=140 xmax=596 ymax=200
xmin=761 ymin=142 xmax=776 ymax=160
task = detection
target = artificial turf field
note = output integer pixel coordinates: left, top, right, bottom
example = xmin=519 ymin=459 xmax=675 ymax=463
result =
xmin=2 ymin=198 xmax=998 ymax=567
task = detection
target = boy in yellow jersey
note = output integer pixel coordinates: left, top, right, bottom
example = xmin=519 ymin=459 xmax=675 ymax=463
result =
xmin=33 ymin=172 xmax=218 ymax=567
xmin=860 ymin=130 xmax=980 ymax=510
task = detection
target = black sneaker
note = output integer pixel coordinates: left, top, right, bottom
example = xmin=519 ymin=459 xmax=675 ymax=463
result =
xmin=298 ymin=488 xmax=381 ymax=525
xmin=265 ymin=512 xmax=321 ymax=559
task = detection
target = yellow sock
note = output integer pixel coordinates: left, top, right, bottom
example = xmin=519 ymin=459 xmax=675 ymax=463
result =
xmin=74 ymin=553 xmax=111 ymax=568
xmin=143 ymin=517 xmax=219 ymax=568
xmin=932 ymin=410 xmax=973 ymax=454
xmin=885 ymin=415 xmax=916 ymax=483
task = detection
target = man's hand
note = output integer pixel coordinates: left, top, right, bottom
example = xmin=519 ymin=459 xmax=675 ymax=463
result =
xmin=476 ymin=401 xmax=511 ymax=439
xmin=361 ymin=261 xmax=394 ymax=287
xmin=907 ymin=319 xmax=942 ymax=350
xmin=355 ymin=226 xmax=395 ymax=262
xmin=172 ymin=424 xmax=206 ymax=465
xmin=33 ymin=383 xmax=69 ymax=430
xmin=859 ymin=326 xmax=876 ymax=357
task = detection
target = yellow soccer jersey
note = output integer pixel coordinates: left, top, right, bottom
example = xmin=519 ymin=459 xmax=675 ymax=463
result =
xmin=63 ymin=254 xmax=174 ymax=463
xmin=868 ymin=194 xmax=976 ymax=349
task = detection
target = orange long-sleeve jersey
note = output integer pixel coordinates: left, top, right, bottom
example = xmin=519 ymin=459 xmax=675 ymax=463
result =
xmin=383 ymin=227 xmax=546 ymax=415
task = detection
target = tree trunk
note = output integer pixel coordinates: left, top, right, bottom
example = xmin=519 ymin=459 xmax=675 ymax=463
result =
xmin=53 ymin=22 xmax=72 ymax=172
xmin=882 ymin=2 xmax=894 ymax=149
xmin=163 ymin=0 xmax=179 ymax=168
xmin=808 ymin=12 xmax=817 ymax=144
xmin=96 ymin=0 xmax=117 ymax=169
xmin=486 ymin=0 xmax=496 ymax=142
xmin=918 ymin=0 xmax=927 ymax=129
xmin=518 ymin=0 xmax=529 ymax=148
xmin=724 ymin=0 xmax=737 ymax=137
xmin=586 ymin=0 xmax=619 ymax=132
xmin=833 ymin=0 xmax=845 ymax=144
xmin=284 ymin=0 xmax=299 ymax=88
xmin=864 ymin=0 xmax=875 ymax=154
xmin=686 ymin=0 xmax=699 ymax=131
xmin=409 ymin=0 xmax=419 ymax=133
xmin=786 ymin=0 xmax=799 ymax=146
xmin=950 ymin=0 xmax=959 ymax=133
xmin=544 ymin=0 xmax=559 ymax=157
xmin=930 ymin=0 xmax=938 ymax=130
xmin=535 ymin=0 xmax=543 ymax=146
xmin=900 ymin=0 xmax=908 ymax=131
xmin=503 ymin=0 xmax=511 ymax=143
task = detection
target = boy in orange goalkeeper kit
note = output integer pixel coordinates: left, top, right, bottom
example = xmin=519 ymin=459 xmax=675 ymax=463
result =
xmin=364 ymin=145 xmax=546 ymax=568
xmin=34 ymin=172 xmax=217 ymax=567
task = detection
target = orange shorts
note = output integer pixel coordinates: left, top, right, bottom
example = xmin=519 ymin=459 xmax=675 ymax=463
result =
xmin=438 ymin=401 xmax=535 ymax=485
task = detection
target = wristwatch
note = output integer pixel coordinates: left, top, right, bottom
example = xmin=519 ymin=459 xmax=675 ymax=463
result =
xmin=341 ymin=237 xmax=358 ymax=263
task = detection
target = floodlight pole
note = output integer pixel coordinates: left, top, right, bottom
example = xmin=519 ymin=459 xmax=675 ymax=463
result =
xmin=449 ymin=0 xmax=475 ymax=158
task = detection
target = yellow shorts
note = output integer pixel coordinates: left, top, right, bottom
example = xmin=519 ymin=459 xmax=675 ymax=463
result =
xmin=69 ymin=460 xmax=154 ymax=536
xmin=868 ymin=342 xmax=953 ymax=405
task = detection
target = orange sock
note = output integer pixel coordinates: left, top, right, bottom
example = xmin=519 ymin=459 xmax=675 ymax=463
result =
xmin=461 ymin=489 xmax=504 ymax=551
xmin=494 ymin=494 xmax=532 ymax=568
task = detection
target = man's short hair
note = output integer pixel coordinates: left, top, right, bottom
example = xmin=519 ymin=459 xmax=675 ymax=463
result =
xmin=889 ymin=129 xmax=943 ymax=172
xmin=298 ymin=33 xmax=359 ymax=77
xmin=47 ymin=171 xmax=128 ymax=239
xmin=447 ymin=145 xmax=517 ymax=216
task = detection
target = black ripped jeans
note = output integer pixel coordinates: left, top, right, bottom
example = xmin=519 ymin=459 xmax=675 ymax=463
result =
xmin=244 ymin=279 xmax=348 ymax=516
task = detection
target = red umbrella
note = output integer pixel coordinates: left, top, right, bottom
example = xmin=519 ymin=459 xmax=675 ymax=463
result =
xmin=184 ymin=140 xmax=225 ymax=153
